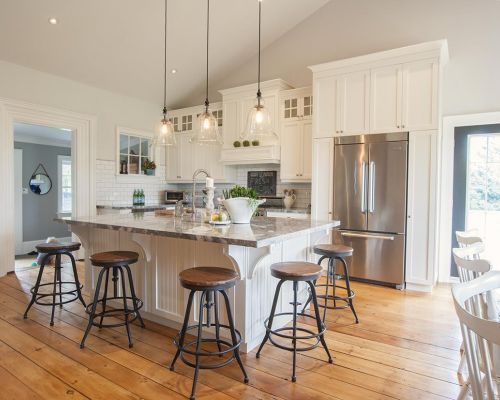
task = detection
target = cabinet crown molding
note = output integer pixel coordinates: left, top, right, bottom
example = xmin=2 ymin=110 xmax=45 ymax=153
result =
xmin=219 ymin=78 xmax=293 ymax=98
xmin=308 ymin=39 xmax=449 ymax=75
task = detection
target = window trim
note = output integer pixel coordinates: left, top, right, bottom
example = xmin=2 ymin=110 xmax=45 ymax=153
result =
xmin=57 ymin=155 xmax=72 ymax=214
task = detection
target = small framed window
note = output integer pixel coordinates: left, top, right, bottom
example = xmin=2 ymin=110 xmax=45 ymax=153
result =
xmin=284 ymin=98 xmax=298 ymax=118
xmin=182 ymin=115 xmax=193 ymax=131
xmin=57 ymin=155 xmax=72 ymax=213
xmin=118 ymin=128 xmax=154 ymax=176
xmin=303 ymin=96 xmax=313 ymax=116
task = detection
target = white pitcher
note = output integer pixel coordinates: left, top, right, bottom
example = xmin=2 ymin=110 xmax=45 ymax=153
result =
xmin=283 ymin=193 xmax=296 ymax=210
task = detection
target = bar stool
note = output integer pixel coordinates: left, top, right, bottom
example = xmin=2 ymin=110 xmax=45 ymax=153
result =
xmin=80 ymin=251 xmax=145 ymax=349
xmin=302 ymin=244 xmax=359 ymax=323
xmin=256 ymin=262 xmax=333 ymax=383
xmin=169 ymin=267 xmax=248 ymax=400
xmin=24 ymin=242 xmax=86 ymax=326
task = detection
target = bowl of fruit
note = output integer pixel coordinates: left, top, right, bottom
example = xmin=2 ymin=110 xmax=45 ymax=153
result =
xmin=209 ymin=208 xmax=231 ymax=225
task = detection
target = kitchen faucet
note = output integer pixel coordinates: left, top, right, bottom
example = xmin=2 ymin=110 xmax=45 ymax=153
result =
xmin=191 ymin=169 xmax=211 ymax=219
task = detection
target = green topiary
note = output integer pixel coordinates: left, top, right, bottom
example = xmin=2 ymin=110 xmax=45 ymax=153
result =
xmin=223 ymin=185 xmax=258 ymax=199
xmin=251 ymin=140 xmax=260 ymax=146
xmin=233 ymin=140 xmax=241 ymax=148
xmin=243 ymin=140 xmax=250 ymax=147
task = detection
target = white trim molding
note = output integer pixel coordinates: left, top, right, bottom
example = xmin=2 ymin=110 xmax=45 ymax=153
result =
xmin=0 ymin=98 xmax=97 ymax=277
xmin=437 ymin=111 xmax=500 ymax=283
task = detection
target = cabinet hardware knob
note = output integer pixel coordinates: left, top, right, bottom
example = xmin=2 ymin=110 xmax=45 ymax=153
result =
xmin=402 ymin=125 xmax=405 ymax=128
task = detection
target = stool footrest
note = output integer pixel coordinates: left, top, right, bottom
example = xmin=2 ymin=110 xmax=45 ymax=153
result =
xmin=85 ymin=297 xmax=143 ymax=328
xmin=173 ymin=323 xmax=242 ymax=370
xmin=31 ymin=281 xmax=83 ymax=307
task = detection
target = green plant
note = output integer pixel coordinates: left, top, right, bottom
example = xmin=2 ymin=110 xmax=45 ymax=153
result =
xmin=242 ymin=140 xmax=250 ymax=147
xmin=223 ymin=185 xmax=258 ymax=199
xmin=233 ymin=140 xmax=241 ymax=148
xmin=142 ymin=158 xmax=156 ymax=170
xmin=251 ymin=140 xmax=260 ymax=146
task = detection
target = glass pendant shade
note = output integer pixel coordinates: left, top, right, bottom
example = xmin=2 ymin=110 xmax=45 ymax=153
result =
xmin=190 ymin=110 xmax=222 ymax=145
xmin=241 ymin=98 xmax=278 ymax=145
xmin=155 ymin=117 xmax=176 ymax=146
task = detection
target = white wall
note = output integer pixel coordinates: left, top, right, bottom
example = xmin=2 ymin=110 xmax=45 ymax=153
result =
xmin=0 ymin=59 xmax=162 ymax=162
xmin=214 ymin=0 xmax=500 ymax=116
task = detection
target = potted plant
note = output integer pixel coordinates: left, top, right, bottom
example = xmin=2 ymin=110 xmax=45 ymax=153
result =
xmin=142 ymin=159 xmax=156 ymax=176
xmin=222 ymin=185 xmax=265 ymax=224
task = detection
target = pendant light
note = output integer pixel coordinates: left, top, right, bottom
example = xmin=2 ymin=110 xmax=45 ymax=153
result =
xmin=241 ymin=0 xmax=278 ymax=145
xmin=154 ymin=0 xmax=176 ymax=146
xmin=190 ymin=0 xmax=222 ymax=145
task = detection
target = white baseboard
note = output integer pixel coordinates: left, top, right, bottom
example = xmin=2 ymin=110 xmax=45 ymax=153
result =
xmin=17 ymin=236 xmax=72 ymax=255
xmin=405 ymin=282 xmax=434 ymax=293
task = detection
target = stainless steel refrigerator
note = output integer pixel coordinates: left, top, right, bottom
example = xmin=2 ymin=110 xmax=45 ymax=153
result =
xmin=333 ymin=132 xmax=408 ymax=288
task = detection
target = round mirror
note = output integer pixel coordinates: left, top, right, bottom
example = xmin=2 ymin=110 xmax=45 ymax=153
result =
xmin=29 ymin=173 xmax=52 ymax=195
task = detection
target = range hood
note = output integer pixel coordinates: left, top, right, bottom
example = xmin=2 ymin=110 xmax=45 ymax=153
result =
xmin=220 ymin=145 xmax=280 ymax=165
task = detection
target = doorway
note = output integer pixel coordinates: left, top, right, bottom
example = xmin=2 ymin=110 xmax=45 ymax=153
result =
xmin=13 ymin=123 xmax=74 ymax=271
xmin=451 ymin=124 xmax=500 ymax=276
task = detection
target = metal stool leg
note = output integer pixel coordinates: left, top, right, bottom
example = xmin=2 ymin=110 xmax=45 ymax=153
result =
xmin=301 ymin=255 xmax=328 ymax=313
xmin=339 ymin=257 xmax=359 ymax=323
xmin=221 ymin=289 xmax=249 ymax=383
xmin=256 ymin=280 xmax=285 ymax=358
xmin=80 ymin=267 xmax=107 ymax=348
xmin=98 ymin=268 xmax=110 ymax=328
xmin=56 ymin=254 xmax=63 ymax=309
xmin=291 ymin=281 xmax=298 ymax=382
xmin=68 ymin=252 xmax=86 ymax=307
xmin=213 ymin=291 xmax=223 ymax=355
xmin=323 ymin=257 xmax=333 ymax=322
xmin=118 ymin=267 xmax=133 ymax=348
xmin=308 ymin=281 xmax=333 ymax=363
xmin=190 ymin=290 xmax=207 ymax=400
xmin=50 ymin=256 xmax=59 ymax=326
xmin=24 ymin=254 xmax=49 ymax=319
xmin=124 ymin=264 xmax=145 ymax=328
xmin=170 ymin=290 xmax=195 ymax=371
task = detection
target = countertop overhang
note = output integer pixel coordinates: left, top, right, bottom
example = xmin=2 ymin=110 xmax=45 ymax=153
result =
xmin=56 ymin=213 xmax=339 ymax=248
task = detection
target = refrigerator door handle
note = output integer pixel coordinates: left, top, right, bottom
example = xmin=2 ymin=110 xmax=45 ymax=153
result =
xmin=368 ymin=161 xmax=376 ymax=213
xmin=341 ymin=231 xmax=395 ymax=241
xmin=360 ymin=161 xmax=367 ymax=213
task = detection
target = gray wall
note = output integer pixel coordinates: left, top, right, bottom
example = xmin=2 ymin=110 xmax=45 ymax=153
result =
xmin=213 ymin=0 xmax=500 ymax=116
xmin=14 ymin=142 xmax=71 ymax=242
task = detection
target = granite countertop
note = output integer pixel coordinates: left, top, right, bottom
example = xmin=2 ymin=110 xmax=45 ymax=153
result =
xmin=264 ymin=208 xmax=311 ymax=214
xmin=56 ymin=213 xmax=339 ymax=248
xmin=96 ymin=205 xmax=171 ymax=212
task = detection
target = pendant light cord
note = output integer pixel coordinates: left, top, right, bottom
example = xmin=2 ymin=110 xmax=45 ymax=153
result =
xmin=257 ymin=0 xmax=262 ymax=106
xmin=205 ymin=0 xmax=210 ymax=112
xmin=163 ymin=0 xmax=167 ymax=117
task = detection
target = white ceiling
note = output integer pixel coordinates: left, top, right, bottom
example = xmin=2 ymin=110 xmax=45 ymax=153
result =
xmin=0 ymin=0 xmax=329 ymax=109
xmin=14 ymin=123 xmax=72 ymax=148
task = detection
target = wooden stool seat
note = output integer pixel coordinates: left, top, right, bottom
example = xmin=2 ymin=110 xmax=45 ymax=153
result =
xmin=179 ymin=267 xmax=238 ymax=290
xmin=36 ymin=241 xmax=81 ymax=254
xmin=89 ymin=251 xmax=139 ymax=267
xmin=270 ymin=262 xmax=322 ymax=281
xmin=314 ymin=244 xmax=353 ymax=258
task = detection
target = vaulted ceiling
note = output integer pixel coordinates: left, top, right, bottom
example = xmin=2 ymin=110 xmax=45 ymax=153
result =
xmin=0 ymin=0 xmax=330 ymax=109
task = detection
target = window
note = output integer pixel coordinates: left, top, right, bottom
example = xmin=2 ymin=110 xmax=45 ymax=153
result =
xmin=119 ymin=132 xmax=153 ymax=175
xmin=57 ymin=155 xmax=72 ymax=213
xmin=303 ymin=96 xmax=313 ymax=116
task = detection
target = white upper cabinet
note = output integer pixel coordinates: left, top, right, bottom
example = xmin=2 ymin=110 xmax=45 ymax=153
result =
xmin=280 ymin=87 xmax=313 ymax=182
xmin=338 ymin=71 xmax=370 ymax=135
xmin=402 ymin=59 xmax=439 ymax=131
xmin=370 ymin=65 xmax=402 ymax=133
xmin=313 ymin=76 xmax=338 ymax=138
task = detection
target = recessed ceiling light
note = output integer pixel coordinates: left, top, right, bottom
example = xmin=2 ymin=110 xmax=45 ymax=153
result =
xmin=48 ymin=17 xmax=58 ymax=25
xmin=171 ymin=69 xmax=177 ymax=74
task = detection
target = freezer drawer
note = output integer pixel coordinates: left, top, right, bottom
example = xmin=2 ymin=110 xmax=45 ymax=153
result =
xmin=333 ymin=230 xmax=405 ymax=287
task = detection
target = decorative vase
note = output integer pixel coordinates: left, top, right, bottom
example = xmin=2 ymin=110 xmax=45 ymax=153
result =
xmin=145 ymin=169 xmax=155 ymax=176
xmin=222 ymin=197 xmax=265 ymax=224
xmin=283 ymin=194 xmax=296 ymax=210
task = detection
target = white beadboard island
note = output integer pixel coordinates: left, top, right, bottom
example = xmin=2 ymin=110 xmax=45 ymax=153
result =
xmin=57 ymin=213 xmax=339 ymax=352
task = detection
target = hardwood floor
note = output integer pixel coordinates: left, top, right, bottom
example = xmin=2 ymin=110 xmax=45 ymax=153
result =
xmin=0 ymin=262 xmax=463 ymax=399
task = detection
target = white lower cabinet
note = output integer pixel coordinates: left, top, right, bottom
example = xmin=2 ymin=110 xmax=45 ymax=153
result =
xmin=405 ymin=130 xmax=438 ymax=288
xmin=280 ymin=119 xmax=312 ymax=182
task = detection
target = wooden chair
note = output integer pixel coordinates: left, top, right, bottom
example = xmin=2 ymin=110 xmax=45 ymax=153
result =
xmin=452 ymin=270 xmax=500 ymax=399
xmin=453 ymin=247 xmax=493 ymax=398
xmin=456 ymin=230 xmax=485 ymax=257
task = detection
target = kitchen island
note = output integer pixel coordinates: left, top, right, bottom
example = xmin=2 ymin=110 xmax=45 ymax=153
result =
xmin=56 ymin=213 xmax=339 ymax=352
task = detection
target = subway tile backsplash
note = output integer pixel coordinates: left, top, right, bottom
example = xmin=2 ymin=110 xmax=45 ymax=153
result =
xmin=95 ymin=160 xmax=311 ymax=209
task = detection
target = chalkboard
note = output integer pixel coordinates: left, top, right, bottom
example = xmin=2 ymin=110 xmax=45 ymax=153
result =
xmin=247 ymin=171 xmax=277 ymax=197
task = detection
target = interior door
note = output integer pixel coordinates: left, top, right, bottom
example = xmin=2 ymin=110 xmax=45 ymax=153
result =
xmin=14 ymin=149 xmax=23 ymax=255
xmin=367 ymin=141 xmax=407 ymax=233
xmin=333 ymin=143 xmax=368 ymax=231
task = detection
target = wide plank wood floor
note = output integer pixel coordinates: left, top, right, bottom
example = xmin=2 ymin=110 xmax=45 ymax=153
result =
xmin=0 ymin=262 xmax=463 ymax=399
